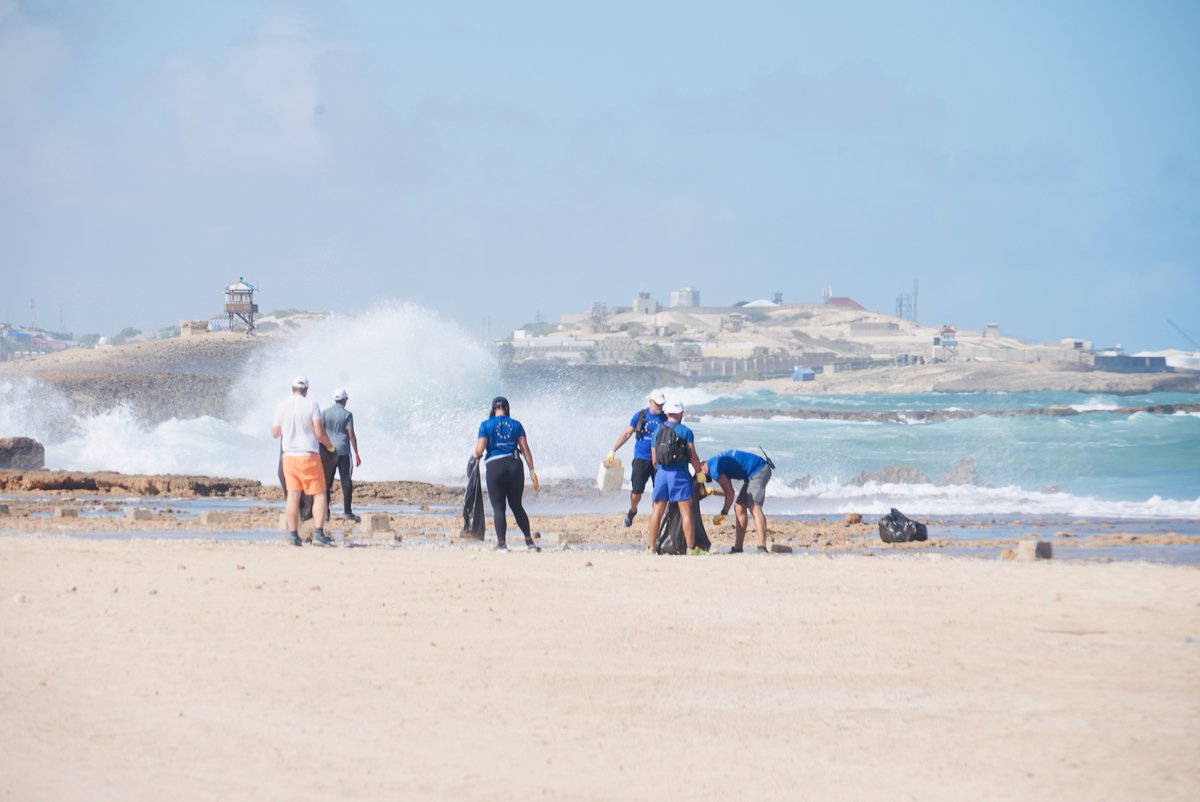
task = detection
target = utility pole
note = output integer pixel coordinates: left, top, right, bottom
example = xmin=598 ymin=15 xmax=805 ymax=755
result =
xmin=30 ymin=298 xmax=36 ymax=329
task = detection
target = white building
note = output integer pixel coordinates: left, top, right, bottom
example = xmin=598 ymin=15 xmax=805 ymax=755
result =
xmin=670 ymin=287 xmax=700 ymax=308
xmin=633 ymin=292 xmax=657 ymax=314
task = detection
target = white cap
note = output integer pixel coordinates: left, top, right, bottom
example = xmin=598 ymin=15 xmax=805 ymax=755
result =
xmin=333 ymin=388 xmax=348 ymax=401
xmin=664 ymin=400 xmax=684 ymax=415
xmin=291 ymin=375 xmax=309 ymax=389
xmin=647 ymin=390 xmax=666 ymax=406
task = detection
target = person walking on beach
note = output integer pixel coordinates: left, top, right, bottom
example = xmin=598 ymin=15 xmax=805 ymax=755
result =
xmin=473 ymin=396 xmax=540 ymax=552
xmin=604 ymin=390 xmax=668 ymax=528
xmin=272 ymin=375 xmax=337 ymax=547
xmin=705 ymin=449 xmax=773 ymax=553
xmin=322 ymin=388 xmax=361 ymax=522
xmin=647 ymin=400 xmax=706 ymax=555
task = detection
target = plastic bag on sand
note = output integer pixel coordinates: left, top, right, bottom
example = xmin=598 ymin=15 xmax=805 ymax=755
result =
xmin=878 ymin=507 xmax=929 ymax=543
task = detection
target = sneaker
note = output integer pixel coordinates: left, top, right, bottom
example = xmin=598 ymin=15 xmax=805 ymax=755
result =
xmin=495 ymin=541 xmax=508 ymax=552
xmin=623 ymin=510 xmax=636 ymax=527
xmin=341 ymin=512 xmax=361 ymax=523
xmin=687 ymin=547 xmax=706 ymax=556
xmin=525 ymin=539 xmax=541 ymax=552
xmin=729 ymin=546 xmax=743 ymax=554
xmin=288 ymin=532 xmax=302 ymax=547
xmin=756 ymin=545 xmax=770 ymax=554
xmin=313 ymin=530 xmax=334 ymax=547
xmin=645 ymin=547 xmax=656 ymax=555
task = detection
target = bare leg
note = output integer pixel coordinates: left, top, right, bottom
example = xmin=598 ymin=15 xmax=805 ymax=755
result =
xmin=751 ymin=504 xmax=768 ymax=548
xmin=733 ymin=503 xmax=749 ymax=550
xmin=285 ymin=489 xmax=302 ymax=532
xmin=629 ymin=491 xmax=643 ymax=513
xmin=647 ymin=500 xmax=667 ymax=551
xmin=312 ymin=490 xmax=328 ymax=531
xmin=678 ymin=500 xmax=697 ymax=550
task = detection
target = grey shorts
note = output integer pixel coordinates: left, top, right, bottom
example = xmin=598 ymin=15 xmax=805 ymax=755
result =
xmin=735 ymin=465 xmax=771 ymax=507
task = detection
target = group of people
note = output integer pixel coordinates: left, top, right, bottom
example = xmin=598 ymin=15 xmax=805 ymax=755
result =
xmin=273 ymin=378 xmax=770 ymax=554
xmin=604 ymin=389 xmax=773 ymax=555
xmin=271 ymin=375 xmax=362 ymax=547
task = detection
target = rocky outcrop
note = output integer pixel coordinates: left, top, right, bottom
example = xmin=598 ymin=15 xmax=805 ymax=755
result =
xmin=0 ymin=437 xmax=45 ymax=470
xmin=0 ymin=470 xmax=263 ymax=496
xmin=936 ymin=457 xmax=982 ymax=486
xmin=849 ymin=465 xmax=929 ymax=486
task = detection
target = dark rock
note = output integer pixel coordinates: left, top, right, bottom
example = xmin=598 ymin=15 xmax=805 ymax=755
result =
xmin=936 ymin=457 xmax=981 ymax=486
xmin=849 ymin=465 xmax=928 ymax=486
xmin=0 ymin=437 xmax=45 ymax=470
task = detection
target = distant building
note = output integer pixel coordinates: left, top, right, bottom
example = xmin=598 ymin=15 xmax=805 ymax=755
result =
xmin=1094 ymin=354 xmax=1170 ymax=373
xmin=633 ymin=292 xmax=657 ymax=314
xmin=180 ymin=319 xmax=209 ymax=338
xmin=670 ymin=287 xmax=700 ymax=308
xmin=850 ymin=321 xmax=899 ymax=335
xmin=983 ymin=323 xmax=1001 ymax=339
xmin=823 ymin=296 xmax=865 ymax=311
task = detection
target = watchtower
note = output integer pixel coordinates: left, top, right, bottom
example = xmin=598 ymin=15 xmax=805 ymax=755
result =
xmin=224 ymin=278 xmax=259 ymax=334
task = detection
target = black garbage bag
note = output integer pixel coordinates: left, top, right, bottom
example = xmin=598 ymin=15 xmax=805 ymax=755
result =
xmin=461 ymin=456 xmax=486 ymax=539
xmin=656 ymin=495 xmax=711 ymax=554
xmin=878 ymin=507 xmax=929 ymax=543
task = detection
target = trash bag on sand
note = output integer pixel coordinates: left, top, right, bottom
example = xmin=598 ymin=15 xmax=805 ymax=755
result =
xmin=461 ymin=456 xmax=486 ymax=539
xmin=656 ymin=495 xmax=711 ymax=555
xmin=878 ymin=507 xmax=929 ymax=543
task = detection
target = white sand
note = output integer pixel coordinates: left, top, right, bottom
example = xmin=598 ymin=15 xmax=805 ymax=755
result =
xmin=2 ymin=537 xmax=1198 ymax=801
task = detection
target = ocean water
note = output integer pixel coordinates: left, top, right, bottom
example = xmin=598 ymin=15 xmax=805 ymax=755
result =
xmin=2 ymin=302 xmax=1198 ymax=520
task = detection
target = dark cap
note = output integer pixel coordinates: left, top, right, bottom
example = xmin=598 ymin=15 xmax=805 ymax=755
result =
xmin=489 ymin=396 xmax=510 ymax=418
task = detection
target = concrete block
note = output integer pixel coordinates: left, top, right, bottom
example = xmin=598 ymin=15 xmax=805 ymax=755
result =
xmin=125 ymin=508 xmax=153 ymax=521
xmin=1016 ymin=539 xmax=1053 ymax=561
xmin=53 ymin=507 xmax=79 ymax=518
xmin=0 ymin=504 xmax=9 ymax=515
xmin=770 ymin=543 xmax=793 ymax=554
xmin=200 ymin=510 xmax=231 ymax=526
xmin=362 ymin=512 xmax=391 ymax=533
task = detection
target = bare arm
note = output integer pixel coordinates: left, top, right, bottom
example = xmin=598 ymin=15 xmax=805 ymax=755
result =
xmin=610 ymin=425 xmax=635 ymax=454
xmin=348 ymin=425 xmax=359 ymax=455
xmin=715 ymin=475 xmax=736 ymax=514
xmin=518 ymin=436 xmax=534 ymax=473
xmin=271 ymin=424 xmax=282 ymax=439
xmin=473 ymin=436 xmax=488 ymax=460
xmin=688 ymin=443 xmax=704 ymax=480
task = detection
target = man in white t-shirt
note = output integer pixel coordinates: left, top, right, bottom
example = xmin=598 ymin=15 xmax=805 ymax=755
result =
xmin=271 ymin=375 xmax=336 ymax=546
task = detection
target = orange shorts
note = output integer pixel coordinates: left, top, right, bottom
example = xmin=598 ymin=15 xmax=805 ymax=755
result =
xmin=282 ymin=453 xmax=325 ymax=495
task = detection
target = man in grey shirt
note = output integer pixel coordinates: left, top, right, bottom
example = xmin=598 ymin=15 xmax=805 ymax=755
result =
xmin=322 ymin=388 xmax=362 ymax=522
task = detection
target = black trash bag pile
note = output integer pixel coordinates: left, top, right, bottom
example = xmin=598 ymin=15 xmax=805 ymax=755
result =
xmin=656 ymin=494 xmax=712 ymax=554
xmin=878 ymin=507 xmax=929 ymax=543
xmin=461 ymin=457 xmax=486 ymax=539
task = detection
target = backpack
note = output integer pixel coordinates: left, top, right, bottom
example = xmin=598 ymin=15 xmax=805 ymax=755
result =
xmin=633 ymin=409 xmax=648 ymax=440
xmin=654 ymin=423 xmax=690 ymax=467
xmin=878 ymin=508 xmax=929 ymax=543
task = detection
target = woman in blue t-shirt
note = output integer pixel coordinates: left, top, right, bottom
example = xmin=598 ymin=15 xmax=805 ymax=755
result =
xmin=473 ymin=396 xmax=540 ymax=551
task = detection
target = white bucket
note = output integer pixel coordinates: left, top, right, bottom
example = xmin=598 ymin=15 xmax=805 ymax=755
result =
xmin=596 ymin=458 xmax=624 ymax=492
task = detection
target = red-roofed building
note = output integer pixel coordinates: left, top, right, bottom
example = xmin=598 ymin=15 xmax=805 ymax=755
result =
xmin=823 ymin=296 xmax=866 ymax=311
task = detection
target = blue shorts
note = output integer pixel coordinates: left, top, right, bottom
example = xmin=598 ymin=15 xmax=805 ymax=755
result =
xmin=651 ymin=468 xmax=693 ymax=503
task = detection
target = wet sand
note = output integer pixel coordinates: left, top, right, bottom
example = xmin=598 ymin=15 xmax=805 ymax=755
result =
xmin=1 ymin=535 xmax=1198 ymax=802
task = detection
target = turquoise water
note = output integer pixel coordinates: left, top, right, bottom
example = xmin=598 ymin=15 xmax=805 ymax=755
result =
xmin=2 ymin=303 xmax=1196 ymax=520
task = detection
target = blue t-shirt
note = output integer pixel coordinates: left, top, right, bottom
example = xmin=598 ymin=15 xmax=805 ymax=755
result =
xmin=629 ymin=407 xmax=668 ymax=462
xmin=656 ymin=420 xmax=695 ymax=472
xmin=706 ymin=450 xmax=766 ymax=482
xmin=478 ymin=415 xmax=526 ymax=460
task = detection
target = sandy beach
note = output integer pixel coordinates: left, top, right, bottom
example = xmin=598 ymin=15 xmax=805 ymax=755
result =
xmin=2 ymin=535 xmax=1198 ymax=801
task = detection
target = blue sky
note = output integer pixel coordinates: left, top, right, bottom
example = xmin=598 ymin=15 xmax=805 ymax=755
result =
xmin=1 ymin=0 xmax=1197 ymax=351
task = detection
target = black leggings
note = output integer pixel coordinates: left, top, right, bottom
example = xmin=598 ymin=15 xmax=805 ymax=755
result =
xmin=485 ymin=457 xmax=531 ymax=544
